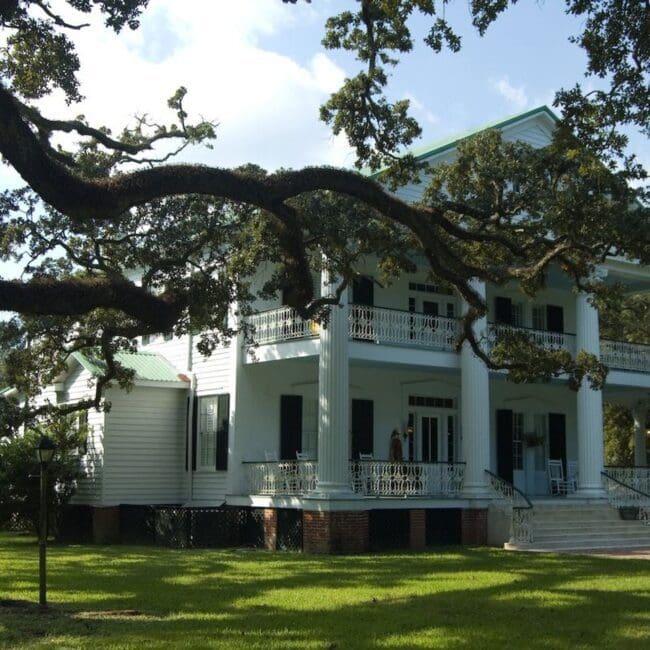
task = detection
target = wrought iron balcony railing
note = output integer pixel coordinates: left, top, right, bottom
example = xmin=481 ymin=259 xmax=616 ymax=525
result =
xmin=245 ymin=305 xmax=650 ymax=372
xmin=244 ymin=459 xmax=465 ymax=498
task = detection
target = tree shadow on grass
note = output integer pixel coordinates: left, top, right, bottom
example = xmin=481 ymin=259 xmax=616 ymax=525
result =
xmin=1 ymin=537 xmax=650 ymax=649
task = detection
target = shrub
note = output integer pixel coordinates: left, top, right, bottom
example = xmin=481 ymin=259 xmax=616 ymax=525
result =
xmin=0 ymin=417 xmax=85 ymax=538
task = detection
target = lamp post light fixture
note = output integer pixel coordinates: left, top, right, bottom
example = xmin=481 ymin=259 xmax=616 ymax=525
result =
xmin=35 ymin=435 xmax=56 ymax=610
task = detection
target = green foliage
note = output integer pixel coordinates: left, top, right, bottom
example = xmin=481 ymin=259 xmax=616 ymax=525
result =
xmin=603 ymin=403 xmax=635 ymax=467
xmin=0 ymin=1 xmax=646 ymax=424
xmin=322 ymin=1 xmax=649 ymax=178
xmin=0 ymin=417 xmax=86 ymax=537
xmin=598 ymin=290 xmax=650 ymax=345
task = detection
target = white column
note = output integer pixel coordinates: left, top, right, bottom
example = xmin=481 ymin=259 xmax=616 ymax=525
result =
xmin=226 ymin=320 xmax=246 ymax=496
xmin=575 ymin=291 xmax=605 ymax=497
xmin=633 ymin=403 xmax=648 ymax=467
xmin=313 ymin=266 xmax=353 ymax=496
xmin=461 ymin=279 xmax=491 ymax=497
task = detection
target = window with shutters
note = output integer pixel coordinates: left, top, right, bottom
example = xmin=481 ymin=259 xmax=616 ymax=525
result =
xmin=511 ymin=302 xmax=524 ymax=327
xmin=197 ymin=394 xmax=230 ymax=470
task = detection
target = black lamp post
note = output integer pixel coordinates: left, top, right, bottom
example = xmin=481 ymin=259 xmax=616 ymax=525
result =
xmin=35 ymin=435 xmax=56 ymax=610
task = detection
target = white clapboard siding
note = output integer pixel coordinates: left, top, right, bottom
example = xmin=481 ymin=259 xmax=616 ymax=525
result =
xmin=191 ymin=471 xmax=228 ymax=504
xmin=505 ymin=123 xmax=552 ymax=148
xmin=139 ymin=333 xmax=190 ymax=373
xmin=193 ymin=343 xmax=232 ymax=396
xmin=101 ymin=385 xmax=187 ymax=505
xmin=64 ymin=363 xmax=106 ymax=505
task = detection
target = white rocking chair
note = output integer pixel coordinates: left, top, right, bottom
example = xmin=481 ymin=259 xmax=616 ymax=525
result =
xmin=566 ymin=460 xmax=579 ymax=494
xmin=548 ymin=459 xmax=569 ymax=496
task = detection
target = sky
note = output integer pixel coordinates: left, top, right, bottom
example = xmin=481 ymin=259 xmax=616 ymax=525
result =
xmin=4 ymin=0 xmax=631 ymax=176
xmin=0 ymin=0 xmax=647 ymax=278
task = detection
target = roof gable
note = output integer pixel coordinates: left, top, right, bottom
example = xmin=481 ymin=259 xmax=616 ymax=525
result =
xmin=407 ymin=105 xmax=559 ymax=165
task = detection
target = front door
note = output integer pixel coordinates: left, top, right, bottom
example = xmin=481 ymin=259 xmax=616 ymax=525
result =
xmin=280 ymin=395 xmax=302 ymax=460
xmin=421 ymin=415 xmax=440 ymax=462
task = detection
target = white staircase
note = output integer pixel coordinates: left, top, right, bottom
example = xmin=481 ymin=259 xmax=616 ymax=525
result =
xmin=505 ymin=500 xmax=650 ymax=552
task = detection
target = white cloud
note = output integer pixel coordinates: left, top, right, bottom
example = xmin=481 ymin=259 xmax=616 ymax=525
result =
xmin=404 ymin=93 xmax=439 ymax=126
xmin=33 ymin=0 xmax=353 ymax=171
xmin=492 ymin=77 xmax=529 ymax=111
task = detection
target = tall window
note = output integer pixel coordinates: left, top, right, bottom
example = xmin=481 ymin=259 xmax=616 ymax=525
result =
xmin=197 ymin=394 xmax=230 ymax=470
xmin=533 ymin=413 xmax=548 ymax=471
xmin=511 ymin=302 xmax=524 ymax=327
xmin=532 ymin=306 xmax=546 ymax=331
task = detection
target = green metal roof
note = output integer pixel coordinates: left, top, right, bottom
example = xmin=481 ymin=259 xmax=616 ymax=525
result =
xmin=72 ymin=351 xmax=187 ymax=384
xmin=367 ymin=104 xmax=559 ymax=176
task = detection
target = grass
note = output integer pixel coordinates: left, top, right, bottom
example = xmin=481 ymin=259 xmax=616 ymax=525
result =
xmin=0 ymin=533 xmax=649 ymax=649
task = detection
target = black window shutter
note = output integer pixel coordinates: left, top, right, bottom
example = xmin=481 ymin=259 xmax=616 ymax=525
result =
xmin=216 ymin=394 xmax=230 ymax=471
xmin=185 ymin=396 xmax=189 ymax=471
xmin=495 ymin=296 xmax=513 ymax=324
xmin=280 ymin=395 xmax=303 ymax=460
xmin=496 ymin=409 xmax=514 ymax=483
xmin=191 ymin=396 xmax=198 ymax=471
xmin=546 ymin=305 xmax=564 ymax=333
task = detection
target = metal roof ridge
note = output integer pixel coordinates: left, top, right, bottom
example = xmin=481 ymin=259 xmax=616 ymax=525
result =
xmin=365 ymin=104 xmax=559 ymax=177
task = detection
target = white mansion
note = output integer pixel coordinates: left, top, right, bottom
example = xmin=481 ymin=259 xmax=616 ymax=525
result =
xmin=51 ymin=106 xmax=650 ymax=552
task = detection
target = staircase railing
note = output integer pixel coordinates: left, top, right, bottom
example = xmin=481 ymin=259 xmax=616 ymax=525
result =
xmin=603 ymin=466 xmax=650 ymax=495
xmin=601 ymin=470 xmax=650 ymax=525
xmin=485 ymin=469 xmax=534 ymax=544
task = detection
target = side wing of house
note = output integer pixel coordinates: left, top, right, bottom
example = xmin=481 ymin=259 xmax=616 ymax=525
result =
xmin=100 ymin=384 xmax=187 ymax=506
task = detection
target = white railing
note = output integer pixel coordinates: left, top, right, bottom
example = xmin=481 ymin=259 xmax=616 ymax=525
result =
xmin=600 ymin=340 xmax=650 ymax=373
xmin=245 ymin=307 xmax=649 ymax=374
xmin=604 ymin=467 xmax=650 ymax=496
xmin=247 ymin=307 xmax=317 ymax=345
xmin=489 ymin=323 xmax=576 ymax=354
xmin=601 ymin=471 xmax=650 ymax=525
xmin=245 ymin=460 xmax=318 ymax=496
xmin=245 ymin=459 xmax=464 ymax=497
xmin=349 ymin=460 xmax=465 ymax=497
xmin=349 ymin=305 xmax=461 ymax=351
xmin=486 ymin=469 xmax=534 ymax=544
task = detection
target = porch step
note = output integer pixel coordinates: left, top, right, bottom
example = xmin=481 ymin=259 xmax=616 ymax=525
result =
xmin=506 ymin=502 xmax=650 ymax=553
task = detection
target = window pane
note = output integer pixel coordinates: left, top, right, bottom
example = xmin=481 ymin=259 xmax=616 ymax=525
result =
xmin=199 ymin=397 xmax=219 ymax=469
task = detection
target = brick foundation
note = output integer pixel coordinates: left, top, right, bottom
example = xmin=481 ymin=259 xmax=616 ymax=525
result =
xmin=263 ymin=508 xmax=278 ymax=550
xmin=303 ymin=510 xmax=369 ymax=554
xmin=92 ymin=506 xmax=120 ymax=544
xmin=409 ymin=509 xmax=426 ymax=550
xmin=461 ymin=508 xmax=488 ymax=545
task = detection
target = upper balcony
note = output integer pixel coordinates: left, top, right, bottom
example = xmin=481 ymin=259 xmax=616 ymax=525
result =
xmin=245 ymin=304 xmax=650 ymax=375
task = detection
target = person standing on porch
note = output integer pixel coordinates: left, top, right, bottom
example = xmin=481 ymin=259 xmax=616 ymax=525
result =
xmin=389 ymin=429 xmax=403 ymax=462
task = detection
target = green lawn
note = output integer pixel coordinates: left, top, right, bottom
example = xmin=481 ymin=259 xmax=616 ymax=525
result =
xmin=1 ymin=533 xmax=649 ymax=649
